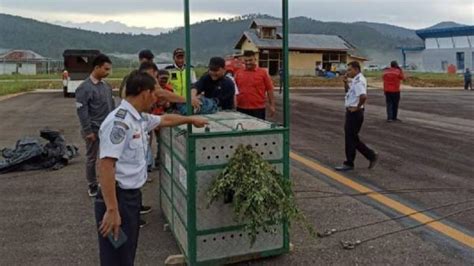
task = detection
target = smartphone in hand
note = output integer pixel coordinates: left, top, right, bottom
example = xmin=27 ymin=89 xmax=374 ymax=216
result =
xmin=108 ymin=227 xmax=128 ymax=249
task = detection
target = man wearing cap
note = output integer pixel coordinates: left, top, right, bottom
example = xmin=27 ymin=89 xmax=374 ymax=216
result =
xmin=119 ymin=49 xmax=155 ymax=98
xmin=192 ymin=57 xmax=235 ymax=110
xmin=234 ymin=50 xmax=275 ymax=120
xmin=165 ymin=48 xmax=197 ymax=98
xmin=118 ymin=50 xmax=156 ymax=227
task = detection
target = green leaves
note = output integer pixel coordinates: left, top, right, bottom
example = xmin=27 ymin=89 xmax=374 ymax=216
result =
xmin=207 ymin=144 xmax=315 ymax=246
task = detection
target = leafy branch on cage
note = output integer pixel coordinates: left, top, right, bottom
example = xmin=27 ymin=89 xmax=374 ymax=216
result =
xmin=207 ymin=144 xmax=315 ymax=246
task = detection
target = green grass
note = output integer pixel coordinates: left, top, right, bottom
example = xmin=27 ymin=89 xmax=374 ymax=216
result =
xmin=0 ymin=67 xmax=209 ymax=82
xmin=364 ymin=71 xmax=463 ymax=80
xmin=0 ymin=69 xmax=464 ymax=97
xmin=0 ymin=73 xmax=59 ymax=80
xmin=0 ymin=68 xmax=134 ymax=81
xmin=195 ymin=66 xmax=208 ymax=79
xmin=0 ymin=81 xmax=62 ymax=96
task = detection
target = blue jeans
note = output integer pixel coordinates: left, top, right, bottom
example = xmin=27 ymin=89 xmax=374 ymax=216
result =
xmin=176 ymin=96 xmax=218 ymax=115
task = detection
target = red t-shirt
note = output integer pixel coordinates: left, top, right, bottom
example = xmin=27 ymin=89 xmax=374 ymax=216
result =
xmin=383 ymin=67 xmax=404 ymax=92
xmin=152 ymin=84 xmax=174 ymax=115
xmin=235 ymin=67 xmax=274 ymax=109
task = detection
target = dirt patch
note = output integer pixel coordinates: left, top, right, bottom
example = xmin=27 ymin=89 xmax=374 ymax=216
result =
xmin=403 ymin=76 xmax=464 ymax=87
xmin=272 ymin=76 xmax=343 ymax=87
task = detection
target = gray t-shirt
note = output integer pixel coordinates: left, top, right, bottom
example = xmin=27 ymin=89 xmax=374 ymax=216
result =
xmin=75 ymin=77 xmax=115 ymax=135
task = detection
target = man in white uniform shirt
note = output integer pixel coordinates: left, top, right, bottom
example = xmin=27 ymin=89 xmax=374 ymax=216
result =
xmin=95 ymin=72 xmax=208 ymax=265
xmin=335 ymin=61 xmax=378 ymax=171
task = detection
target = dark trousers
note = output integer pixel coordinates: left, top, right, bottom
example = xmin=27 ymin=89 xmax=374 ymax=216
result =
xmin=385 ymin=92 xmax=400 ymax=120
xmin=344 ymin=110 xmax=376 ymax=166
xmin=465 ymin=80 xmax=472 ymax=90
xmin=95 ymin=187 xmax=142 ymax=266
xmin=237 ymin=107 xmax=266 ymax=120
xmin=85 ymin=137 xmax=100 ymax=186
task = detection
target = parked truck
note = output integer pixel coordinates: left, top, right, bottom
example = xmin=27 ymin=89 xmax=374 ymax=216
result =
xmin=62 ymin=49 xmax=100 ymax=97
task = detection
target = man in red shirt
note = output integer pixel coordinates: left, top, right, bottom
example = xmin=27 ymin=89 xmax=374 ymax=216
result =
xmin=235 ymin=50 xmax=275 ymax=120
xmin=383 ymin=61 xmax=404 ymax=122
xmin=151 ymin=70 xmax=174 ymax=115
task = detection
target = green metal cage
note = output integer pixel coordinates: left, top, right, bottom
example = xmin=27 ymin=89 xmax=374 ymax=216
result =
xmin=159 ymin=1 xmax=290 ymax=264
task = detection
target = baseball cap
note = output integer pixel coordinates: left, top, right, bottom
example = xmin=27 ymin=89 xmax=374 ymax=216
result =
xmin=173 ymin=48 xmax=185 ymax=57
xmin=138 ymin=49 xmax=154 ymax=60
xmin=208 ymin=57 xmax=225 ymax=71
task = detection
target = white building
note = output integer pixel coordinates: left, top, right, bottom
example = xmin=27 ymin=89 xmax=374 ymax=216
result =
xmin=0 ymin=50 xmax=48 ymax=75
xmin=402 ymin=26 xmax=474 ymax=72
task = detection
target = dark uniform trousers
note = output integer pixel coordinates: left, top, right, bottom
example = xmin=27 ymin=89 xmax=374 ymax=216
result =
xmin=237 ymin=107 xmax=266 ymax=120
xmin=344 ymin=109 xmax=376 ymax=166
xmin=384 ymin=92 xmax=400 ymax=120
xmin=95 ymin=187 xmax=142 ymax=266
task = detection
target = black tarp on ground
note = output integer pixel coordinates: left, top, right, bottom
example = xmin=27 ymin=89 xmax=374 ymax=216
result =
xmin=0 ymin=129 xmax=79 ymax=174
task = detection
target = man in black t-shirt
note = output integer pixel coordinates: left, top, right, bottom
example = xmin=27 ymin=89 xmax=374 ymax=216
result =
xmin=192 ymin=57 xmax=235 ymax=110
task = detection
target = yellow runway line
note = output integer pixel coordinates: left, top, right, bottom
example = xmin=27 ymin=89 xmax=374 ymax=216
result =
xmin=290 ymin=151 xmax=474 ymax=249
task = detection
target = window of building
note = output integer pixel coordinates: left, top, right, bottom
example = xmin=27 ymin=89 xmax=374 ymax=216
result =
xmin=456 ymin=52 xmax=465 ymax=70
xmin=441 ymin=61 xmax=448 ymax=71
xmin=468 ymin=36 xmax=474 ymax=48
xmin=261 ymin=27 xmax=276 ymax=39
xmin=453 ymin=36 xmax=470 ymax=48
xmin=323 ymin=53 xmax=343 ymax=63
xmin=269 ymin=51 xmax=280 ymax=60
xmin=259 ymin=52 xmax=269 ymax=60
xmin=425 ymin=38 xmax=438 ymax=49
xmin=437 ymin=37 xmax=454 ymax=49
xmin=259 ymin=60 xmax=268 ymax=68
xmin=329 ymin=54 xmax=340 ymax=62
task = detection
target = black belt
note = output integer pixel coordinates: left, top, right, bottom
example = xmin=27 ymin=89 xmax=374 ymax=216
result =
xmin=98 ymin=185 xmax=140 ymax=195
xmin=116 ymin=185 xmax=140 ymax=194
xmin=346 ymin=107 xmax=364 ymax=112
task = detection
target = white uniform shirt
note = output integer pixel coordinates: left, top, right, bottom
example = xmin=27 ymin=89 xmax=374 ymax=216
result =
xmin=99 ymin=100 xmax=161 ymax=189
xmin=225 ymin=73 xmax=239 ymax=95
xmin=345 ymin=73 xmax=367 ymax=108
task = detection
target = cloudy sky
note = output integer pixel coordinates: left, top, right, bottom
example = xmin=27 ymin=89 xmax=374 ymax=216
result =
xmin=1 ymin=0 xmax=473 ymax=29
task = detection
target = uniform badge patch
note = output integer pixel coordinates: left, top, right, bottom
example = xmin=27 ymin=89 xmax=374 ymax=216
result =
xmin=113 ymin=121 xmax=129 ymax=130
xmin=115 ymin=109 xmax=128 ymax=119
xmin=110 ymin=126 xmax=126 ymax=144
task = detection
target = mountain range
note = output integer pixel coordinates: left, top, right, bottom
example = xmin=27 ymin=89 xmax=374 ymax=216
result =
xmin=0 ymin=13 xmax=468 ymax=65
xmin=53 ymin=20 xmax=170 ymax=35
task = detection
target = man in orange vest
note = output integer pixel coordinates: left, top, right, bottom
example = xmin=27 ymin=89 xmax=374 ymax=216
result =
xmin=382 ymin=61 xmax=404 ymax=122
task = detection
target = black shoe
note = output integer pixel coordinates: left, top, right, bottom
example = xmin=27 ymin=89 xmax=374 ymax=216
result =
xmin=88 ymin=184 xmax=98 ymax=197
xmin=369 ymin=154 xmax=379 ymax=169
xmin=139 ymin=219 xmax=148 ymax=228
xmin=140 ymin=205 xmax=152 ymax=215
xmin=334 ymin=164 xmax=354 ymax=171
